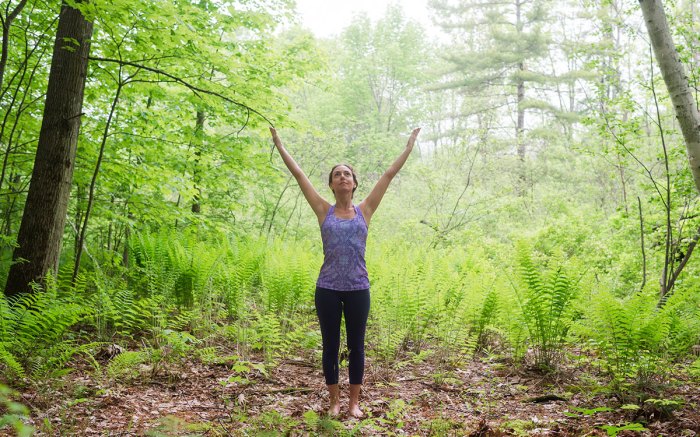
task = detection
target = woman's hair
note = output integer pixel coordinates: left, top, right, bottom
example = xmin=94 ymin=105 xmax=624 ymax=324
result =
xmin=328 ymin=164 xmax=358 ymax=196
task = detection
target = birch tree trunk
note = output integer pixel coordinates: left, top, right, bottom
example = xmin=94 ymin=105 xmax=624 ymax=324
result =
xmin=640 ymin=0 xmax=700 ymax=193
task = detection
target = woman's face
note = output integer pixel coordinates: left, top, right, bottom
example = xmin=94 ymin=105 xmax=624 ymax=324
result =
xmin=329 ymin=165 xmax=357 ymax=196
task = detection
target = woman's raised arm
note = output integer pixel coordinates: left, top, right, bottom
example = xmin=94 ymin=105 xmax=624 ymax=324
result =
xmin=270 ymin=128 xmax=329 ymax=224
xmin=360 ymin=128 xmax=420 ymax=225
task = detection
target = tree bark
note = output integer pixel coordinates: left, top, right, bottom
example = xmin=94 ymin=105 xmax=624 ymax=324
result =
xmin=0 ymin=0 xmax=29 ymax=91
xmin=4 ymin=2 xmax=93 ymax=296
xmin=640 ymin=0 xmax=700 ymax=193
xmin=515 ymin=0 xmax=527 ymax=195
xmin=637 ymin=197 xmax=647 ymax=293
xmin=191 ymin=110 xmax=205 ymax=214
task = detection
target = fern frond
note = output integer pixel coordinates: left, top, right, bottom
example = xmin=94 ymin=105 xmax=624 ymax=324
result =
xmin=513 ymin=242 xmax=577 ymax=369
xmin=106 ymin=350 xmax=149 ymax=379
xmin=0 ymin=343 xmax=25 ymax=379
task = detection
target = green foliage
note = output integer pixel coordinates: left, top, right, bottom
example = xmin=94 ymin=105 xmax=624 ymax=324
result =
xmin=513 ymin=243 xmax=578 ymax=370
xmin=106 ymin=350 xmax=149 ymax=380
xmin=568 ymin=406 xmax=613 ymax=417
xmin=599 ymin=422 xmax=648 ymax=436
xmin=93 ymin=287 xmax=159 ymax=339
xmin=644 ymin=397 xmax=683 ymax=418
xmin=250 ymin=311 xmax=283 ymax=361
xmin=159 ymin=329 xmax=198 ymax=356
xmin=127 ymin=229 xmax=251 ymax=336
xmin=303 ymin=410 xmax=345 ymax=434
xmin=575 ymin=290 xmax=673 ymax=389
xmin=471 ymin=290 xmax=500 ymax=350
xmin=260 ymin=243 xmax=315 ymax=318
xmin=0 ymin=343 xmax=24 ymax=380
xmin=500 ymin=418 xmax=540 ymax=436
xmin=227 ymin=241 xmax=266 ymax=315
xmin=656 ymin=288 xmax=700 ymax=358
xmin=370 ymin=246 xmax=436 ymax=360
xmin=420 ymin=416 xmax=464 ymax=436
xmin=690 ymin=357 xmax=700 ymax=379
xmin=0 ymin=277 xmax=92 ymax=380
xmin=250 ymin=409 xmax=300 ymax=434
xmin=0 ymin=384 xmax=33 ymax=437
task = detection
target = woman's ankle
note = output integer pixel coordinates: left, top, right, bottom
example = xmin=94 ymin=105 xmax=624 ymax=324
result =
xmin=327 ymin=384 xmax=340 ymax=416
xmin=348 ymin=384 xmax=363 ymax=417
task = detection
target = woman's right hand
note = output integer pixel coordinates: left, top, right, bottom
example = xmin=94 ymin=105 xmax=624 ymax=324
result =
xmin=268 ymin=127 xmax=329 ymax=225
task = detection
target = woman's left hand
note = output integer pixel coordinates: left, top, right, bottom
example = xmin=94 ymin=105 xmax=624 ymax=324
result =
xmin=406 ymin=127 xmax=421 ymax=150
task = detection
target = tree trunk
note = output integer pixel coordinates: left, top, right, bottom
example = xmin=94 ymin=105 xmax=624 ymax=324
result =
xmin=640 ymin=0 xmax=700 ymax=193
xmin=191 ymin=110 xmax=205 ymax=214
xmin=0 ymin=0 xmax=29 ymax=91
xmin=515 ymin=0 xmax=527 ymax=195
xmin=4 ymin=2 xmax=93 ymax=296
xmin=516 ymin=69 xmax=525 ymax=163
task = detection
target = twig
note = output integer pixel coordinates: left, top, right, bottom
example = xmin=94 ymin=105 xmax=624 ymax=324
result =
xmin=638 ymin=196 xmax=647 ymax=293
xmin=524 ymin=394 xmax=568 ymax=403
xmin=280 ymin=359 xmax=315 ymax=368
xmin=419 ymin=381 xmax=462 ymax=392
xmin=265 ymin=387 xmax=314 ymax=394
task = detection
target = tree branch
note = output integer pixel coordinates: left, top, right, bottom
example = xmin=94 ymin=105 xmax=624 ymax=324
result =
xmin=638 ymin=197 xmax=646 ymax=293
xmin=664 ymin=225 xmax=700 ymax=305
xmin=88 ymin=56 xmax=274 ymax=128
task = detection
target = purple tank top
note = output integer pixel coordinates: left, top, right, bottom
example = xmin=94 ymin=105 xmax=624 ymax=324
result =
xmin=316 ymin=205 xmax=370 ymax=291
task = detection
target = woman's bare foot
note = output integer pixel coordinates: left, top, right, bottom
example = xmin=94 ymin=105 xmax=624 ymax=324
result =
xmin=348 ymin=384 xmax=363 ymax=418
xmin=348 ymin=404 xmax=364 ymax=418
xmin=327 ymin=384 xmax=340 ymax=416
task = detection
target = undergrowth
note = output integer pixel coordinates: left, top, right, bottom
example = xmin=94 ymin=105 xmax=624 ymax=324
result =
xmin=0 ymin=229 xmax=699 ymax=434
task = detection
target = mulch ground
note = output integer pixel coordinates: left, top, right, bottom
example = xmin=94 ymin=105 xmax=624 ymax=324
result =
xmin=7 ymin=348 xmax=700 ymax=436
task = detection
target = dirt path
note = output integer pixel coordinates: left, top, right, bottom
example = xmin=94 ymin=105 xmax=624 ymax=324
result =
xmin=13 ymin=352 xmax=700 ymax=436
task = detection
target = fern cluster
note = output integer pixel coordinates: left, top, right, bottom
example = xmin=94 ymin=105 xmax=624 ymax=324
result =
xmin=575 ymin=289 xmax=693 ymax=389
xmin=130 ymin=229 xmax=225 ymax=306
xmin=367 ymin=242 xmax=503 ymax=363
xmin=0 ymin=276 xmax=93 ymax=380
xmin=3 ymin=226 xmax=699 ymax=400
xmin=512 ymin=242 xmax=579 ymax=370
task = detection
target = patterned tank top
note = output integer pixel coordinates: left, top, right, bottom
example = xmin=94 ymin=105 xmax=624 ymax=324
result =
xmin=316 ymin=205 xmax=370 ymax=291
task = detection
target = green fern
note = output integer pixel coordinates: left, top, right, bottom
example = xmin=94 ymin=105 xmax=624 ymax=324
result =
xmin=689 ymin=357 xmax=700 ymax=379
xmin=0 ymin=384 xmax=34 ymax=436
xmin=32 ymin=342 xmax=101 ymax=378
xmin=110 ymin=290 xmax=157 ymax=336
xmin=374 ymin=325 xmax=409 ymax=362
xmin=656 ymin=288 xmax=700 ymax=358
xmin=578 ymin=291 xmax=671 ymax=388
xmin=0 ymin=281 xmax=90 ymax=379
xmin=472 ymin=291 xmax=500 ymax=348
xmin=514 ymin=243 xmax=578 ymax=370
xmin=252 ymin=311 xmax=284 ymax=362
xmin=223 ymin=241 xmax=264 ymax=320
xmin=106 ymin=350 xmax=149 ymax=379
xmin=0 ymin=343 xmax=25 ymax=379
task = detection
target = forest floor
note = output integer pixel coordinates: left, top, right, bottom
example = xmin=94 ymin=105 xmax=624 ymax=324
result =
xmin=8 ymin=345 xmax=700 ymax=436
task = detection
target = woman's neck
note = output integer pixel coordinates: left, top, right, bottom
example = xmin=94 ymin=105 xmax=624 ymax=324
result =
xmin=334 ymin=197 xmax=353 ymax=210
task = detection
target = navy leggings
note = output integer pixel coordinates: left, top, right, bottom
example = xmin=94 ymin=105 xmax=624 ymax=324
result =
xmin=315 ymin=287 xmax=370 ymax=385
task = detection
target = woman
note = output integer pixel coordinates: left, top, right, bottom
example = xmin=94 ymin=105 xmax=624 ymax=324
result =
xmin=269 ymin=127 xmax=420 ymax=418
